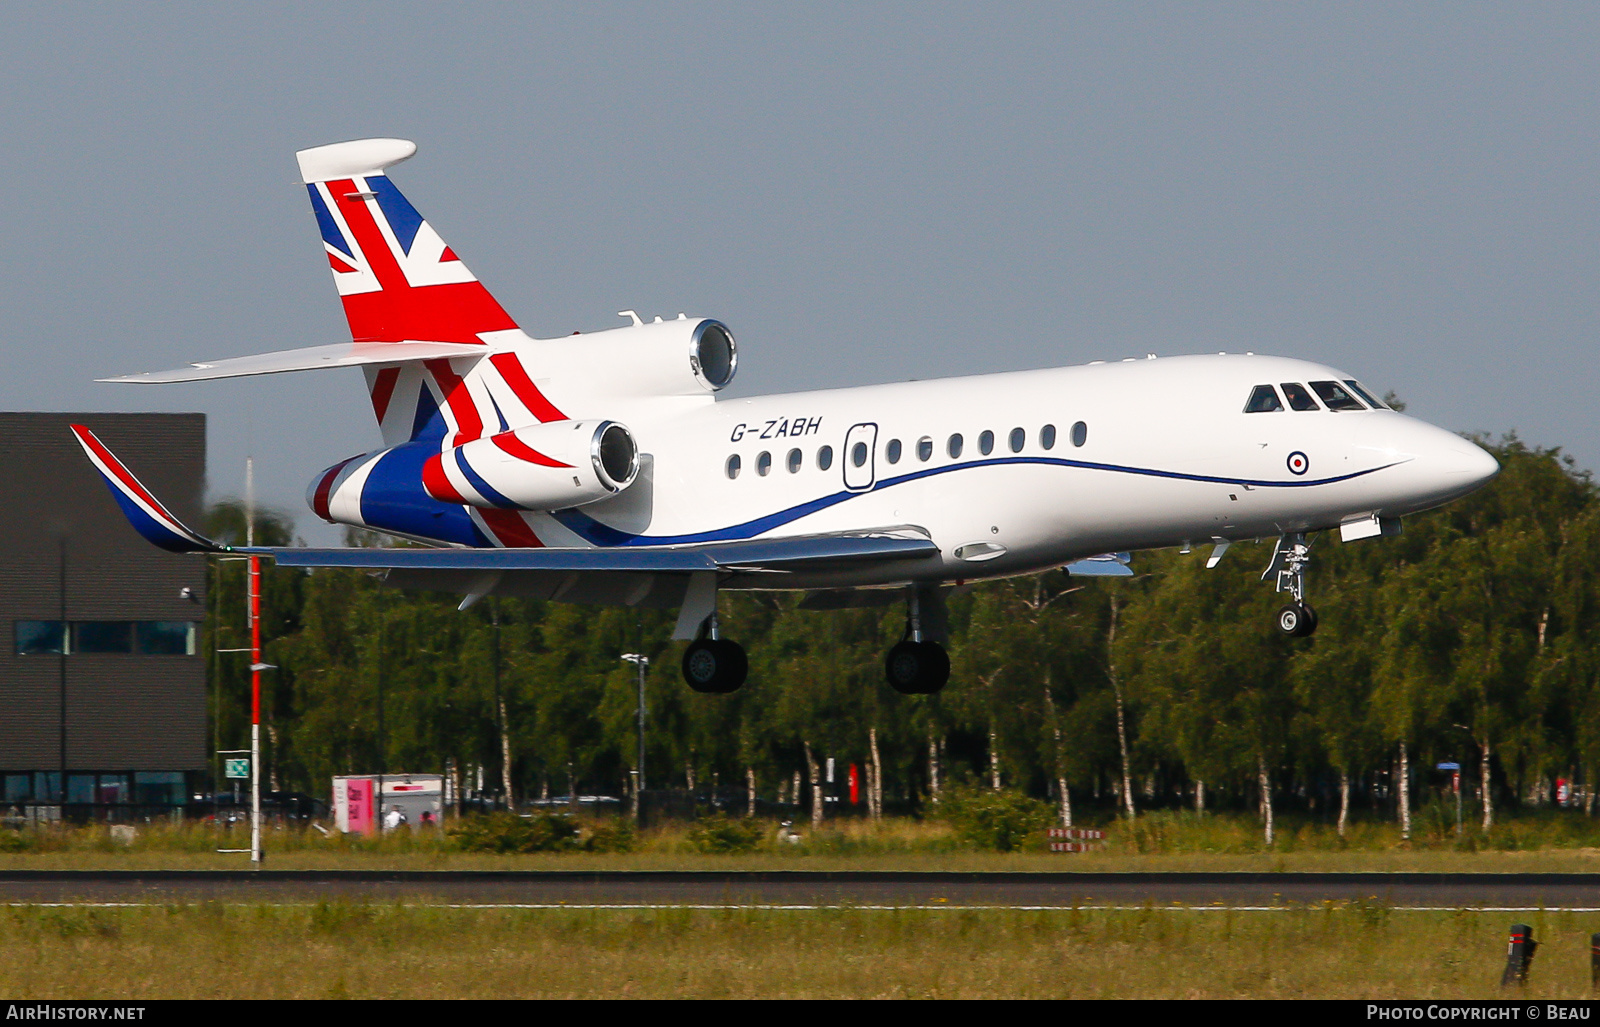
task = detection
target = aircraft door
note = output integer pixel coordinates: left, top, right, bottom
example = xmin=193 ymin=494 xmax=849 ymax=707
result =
xmin=843 ymin=422 xmax=878 ymax=491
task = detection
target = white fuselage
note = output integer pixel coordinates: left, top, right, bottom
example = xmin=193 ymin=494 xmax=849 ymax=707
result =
xmin=427 ymin=349 xmax=1498 ymax=590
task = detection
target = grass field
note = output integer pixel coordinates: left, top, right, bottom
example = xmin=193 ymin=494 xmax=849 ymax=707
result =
xmin=0 ymin=903 xmax=1593 ymax=999
xmin=8 ymin=810 xmax=1600 ymax=872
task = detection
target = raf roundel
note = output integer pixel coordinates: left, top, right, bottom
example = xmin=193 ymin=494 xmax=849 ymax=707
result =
xmin=1286 ymin=451 xmax=1310 ymax=476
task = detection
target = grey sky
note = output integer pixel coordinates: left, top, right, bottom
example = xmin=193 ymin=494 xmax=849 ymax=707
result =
xmin=3 ymin=4 xmax=1595 ymax=544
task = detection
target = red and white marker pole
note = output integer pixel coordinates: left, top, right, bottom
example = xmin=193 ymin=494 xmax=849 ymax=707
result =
xmin=249 ymin=551 xmax=261 ymax=864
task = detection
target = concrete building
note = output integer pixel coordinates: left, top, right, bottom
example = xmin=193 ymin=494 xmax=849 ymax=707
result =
xmin=0 ymin=413 xmax=207 ymax=813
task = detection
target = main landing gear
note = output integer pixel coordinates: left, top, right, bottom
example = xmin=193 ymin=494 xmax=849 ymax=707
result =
xmin=1263 ymin=532 xmax=1318 ymax=638
xmin=681 ymin=612 xmax=748 ymax=693
xmin=885 ymin=587 xmax=950 ymax=695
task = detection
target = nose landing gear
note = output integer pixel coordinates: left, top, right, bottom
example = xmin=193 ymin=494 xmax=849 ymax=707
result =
xmin=886 ymin=586 xmax=950 ymax=694
xmin=1264 ymin=532 xmax=1317 ymax=637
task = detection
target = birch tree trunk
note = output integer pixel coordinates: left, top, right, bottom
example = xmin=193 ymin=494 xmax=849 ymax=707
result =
xmin=1337 ymin=769 xmax=1351 ymax=838
xmin=869 ymin=726 xmax=884 ymax=821
xmin=1194 ymin=779 xmax=1206 ymax=814
xmin=1108 ymin=594 xmax=1136 ymax=820
xmin=1480 ymin=739 xmax=1494 ymax=832
xmin=746 ymin=766 xmax=756 ymax=818
xmin=989 ymin=728 xmax=1002 ymax=791
xmin=927 ymin=727 xmax=941 ymax=805
xmin=498 ymin=694 xmax=514 ymax=809
xmin=1043 ymin=669 xmax=1070 ymax=827
xmin=1257 ymin=755 xmax=1274 ymax=848
xmin=804 ymin=741 xmax=823 ymax=828
xmin=1398 ymin=741 xmax=1412 ymax=840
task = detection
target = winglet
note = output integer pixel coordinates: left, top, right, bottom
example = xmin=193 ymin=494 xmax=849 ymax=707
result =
xmin=69 ymin=425 xmax=222 ymax=553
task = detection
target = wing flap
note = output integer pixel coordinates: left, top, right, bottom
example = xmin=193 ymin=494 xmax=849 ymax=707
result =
xmin=99 ymin=341 xmax=488 ymax=384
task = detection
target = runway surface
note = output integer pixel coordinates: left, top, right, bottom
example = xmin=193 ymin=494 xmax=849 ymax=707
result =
xmin=3 ymin=870 xmax=1600 ymax=909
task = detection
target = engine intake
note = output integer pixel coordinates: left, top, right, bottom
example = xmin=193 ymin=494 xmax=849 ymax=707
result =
xmin=422 ymin=419 xmax=638 ymax=511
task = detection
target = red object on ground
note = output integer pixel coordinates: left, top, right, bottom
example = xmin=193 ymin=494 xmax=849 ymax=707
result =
xmin=849 ymin=764 xmax=859 ymax=805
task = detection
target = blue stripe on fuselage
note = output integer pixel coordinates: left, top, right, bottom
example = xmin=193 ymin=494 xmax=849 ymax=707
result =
xmin=360 ymin=441 xmax=491 ymax=547
xmin=550 ymin=454 xmax=1403 ymax=547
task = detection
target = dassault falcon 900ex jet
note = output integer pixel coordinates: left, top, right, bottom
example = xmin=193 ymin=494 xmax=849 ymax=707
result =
xmin=74 ymin=138 xmax=1500 ymax=695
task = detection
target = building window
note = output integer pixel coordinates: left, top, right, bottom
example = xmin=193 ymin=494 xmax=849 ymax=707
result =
xmin=15 ymin=620 xmax=197 ymax=656
xmin=14 ymin=620 xmax=64 ymax=655
xmin=73 ymin=622 xmax=134 ymax=654
xmin=66 ymin=774 xmax=95 ymax=804
xmin=3 ymin=774 xmax=29 ymax=802
xmin=134 ymin=772 xmax=186 ymax=805
xmin=137 ymin=622 xmax=195 ymax=656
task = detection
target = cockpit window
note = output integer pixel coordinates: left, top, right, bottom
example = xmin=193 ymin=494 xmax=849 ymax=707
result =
xmin=1309 ymin=380 xmax=1365 ymax=411
xmin=1280 ymin=383 xmax=1321 ymax=411
xmin=1344 ymin=380 xmax=1386 ymax=409
xmin=1244 ymin=385 xmax=1284 ymax=413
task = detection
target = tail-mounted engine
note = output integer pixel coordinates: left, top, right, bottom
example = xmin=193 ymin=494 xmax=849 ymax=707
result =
xmin=522 ymin=317 xmax=737 ymax=401
xmin=422 ymin=419 xmax=638 ymax=510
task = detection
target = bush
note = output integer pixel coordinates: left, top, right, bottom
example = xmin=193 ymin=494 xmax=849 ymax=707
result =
xmin=449 ymin=812 xmax=579 ymax=853
xmin=582 ymin=819 xmax=637 ymax=853
xmin=942 ymin=789 xmax=1052 ymax=852
xmin=0 ymin=829 xmax=34 ymax=853
xmin=687 ymin=813 xmax=763 ymax=854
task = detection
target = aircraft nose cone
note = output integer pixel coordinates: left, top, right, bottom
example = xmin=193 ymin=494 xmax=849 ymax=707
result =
xmin=1416 ymin=435 xmax=1499 ymax=506
xmin=1439 ymin=439 xmax=1500 ymax=489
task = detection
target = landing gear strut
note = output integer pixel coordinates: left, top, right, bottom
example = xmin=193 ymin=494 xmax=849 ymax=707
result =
xmin=1263 ymin=532 xmax=1317 ymax=637
xmin=885 ymin=587 xmax=950 ymax=694
xmin=682 ymin=611 xmax=748 ymax=693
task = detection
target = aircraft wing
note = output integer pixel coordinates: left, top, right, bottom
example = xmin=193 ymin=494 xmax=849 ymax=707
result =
xmin=263 ymin=532 xmax=938 ymax=574
xmin=98 ymin=341 xmax=488 ymax=384
xmin=71 ymin=423 xmax=938 ymax=575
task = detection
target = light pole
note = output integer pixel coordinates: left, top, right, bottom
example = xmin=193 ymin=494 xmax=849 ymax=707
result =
xmin=620 ymin=654 xmax=648 ymax=817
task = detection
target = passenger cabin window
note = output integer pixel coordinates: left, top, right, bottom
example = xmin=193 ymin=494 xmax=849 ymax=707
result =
xmin=917 ymin=437 xmax=933 ymax=461
xmin=1008 ymin=428 xmax=1025 ymax=453
xmin=726 ymin=454 xmax=741 ymax=479
xmin=851 ymin=442 xmax=869 ymax=467
xmin=817 ymin=445 xmax=834 ymax=470
xmin=1041 ymin=424 xmax=1057 ymax=450
xmin=1280 ymin=383 xmax=1321 ymax=411
xmin=757 ymin=451 xmax=772 ymax=476
xmin=948 ymin=434 xmax=964 ymax=459
xmin=1071 ymin=421 xmax=1088 ymax=447
xmin=1244 ymin=385 xmax=1284 ymax=413
xmin=1344 ymin=380 xmax=1386 ymax=409
xmin=1309 ymin=380 xmax=1365 ymax=411
xmin=786 ymin=448 xmax=802 ymax=473
xmin=886 ymin=439 xmax=902 ymax=464
xmin=979 ymin=430 xmax=994 ymax=455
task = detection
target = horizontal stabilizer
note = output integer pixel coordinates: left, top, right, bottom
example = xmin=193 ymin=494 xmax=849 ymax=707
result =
xmin=99 ymin=341 xmax=490 ymax=384
xmin=1065 ymin=552 xmax=1133 ymax=577
xmin=70 ymin=425 xmax=221 ymax=553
